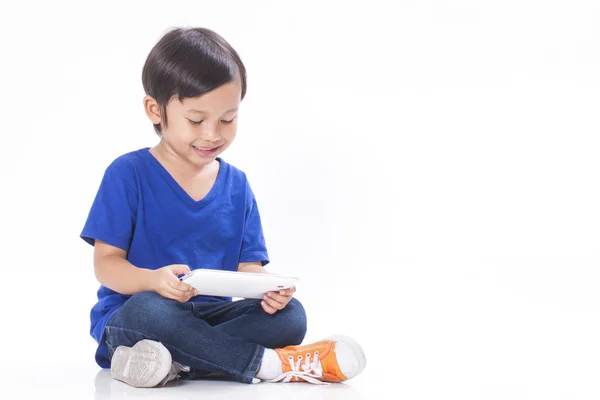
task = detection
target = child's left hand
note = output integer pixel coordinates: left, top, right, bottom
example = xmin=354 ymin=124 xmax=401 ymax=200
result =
xmin=261 ymin=287 xmax=296 ymax=314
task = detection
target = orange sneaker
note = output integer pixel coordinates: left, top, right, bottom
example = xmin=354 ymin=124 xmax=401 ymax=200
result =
xmin=269 ymin=335 xmax=366 ymax=385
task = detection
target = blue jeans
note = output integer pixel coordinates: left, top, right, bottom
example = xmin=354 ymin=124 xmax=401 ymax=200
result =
xmin=104 ymin=291 xmax=307 ymax=384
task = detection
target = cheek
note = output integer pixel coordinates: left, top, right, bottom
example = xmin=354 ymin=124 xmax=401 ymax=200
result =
xmin=163 ymin=125 xmax=195 ymax=146
xmin=172 ymin=122 xmax=196 ymax=140
xmin=223 ymin=124 xmax=238 ymax=140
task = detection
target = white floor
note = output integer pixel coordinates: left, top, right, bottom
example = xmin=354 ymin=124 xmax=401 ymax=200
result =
xmin=4 ymin=335 xmax=600 ymax=400
xmin=5 ymin=364 xmax=371 ymax=400
xmin=95 ymin=371 xmax=368 ymax=400
xmin=4 ymin=261 xmax=600 ymax=400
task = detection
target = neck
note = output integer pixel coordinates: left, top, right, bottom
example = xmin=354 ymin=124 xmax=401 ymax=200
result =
xmin=151 ymin=141 xmax=212 ymax=178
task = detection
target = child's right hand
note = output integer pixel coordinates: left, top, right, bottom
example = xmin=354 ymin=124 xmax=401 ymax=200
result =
xmin=148 ymin=264 xmax=197 ymax=303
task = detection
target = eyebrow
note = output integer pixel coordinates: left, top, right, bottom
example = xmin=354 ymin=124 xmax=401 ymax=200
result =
xmin=187 ymin=107 xmax=238 ymax=114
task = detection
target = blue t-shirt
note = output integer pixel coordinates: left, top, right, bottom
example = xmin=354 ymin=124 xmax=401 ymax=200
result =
xmin=80 ymin=147 xmax=269 ymax=368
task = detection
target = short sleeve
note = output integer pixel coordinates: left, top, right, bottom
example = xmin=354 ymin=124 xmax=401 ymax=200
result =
xmin=80 ymin=164 xmax=138 ymax=252
xmin=239 ymin=180 xmax=270 ymax=266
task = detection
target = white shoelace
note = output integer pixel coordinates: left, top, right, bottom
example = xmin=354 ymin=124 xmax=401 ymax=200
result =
xmin=159 ymin=361 xmax=190 ymax=386
xmin=268 ymin=351 xmax=330 ymax=385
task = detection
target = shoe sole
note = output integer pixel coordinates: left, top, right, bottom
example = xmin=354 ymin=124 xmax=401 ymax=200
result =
xmin=322 ymin=334 xmax=367 ymax=380
xmin=110 ymin=339 xmax=172 ymax=388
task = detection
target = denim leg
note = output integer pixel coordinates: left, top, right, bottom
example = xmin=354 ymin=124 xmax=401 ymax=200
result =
xmin=198 ymin=297 xmax=308 ymax=349
xmin=179 ymin=297 xmax=308 ymax=379
xmin=104 ymin=291 xmax=263 ymax=384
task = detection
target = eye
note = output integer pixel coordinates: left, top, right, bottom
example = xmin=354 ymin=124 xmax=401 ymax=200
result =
xmin=188 ymin=119 xmax=203 ymax=125
xmin=221 ymin=116 xmax=237 ymax=124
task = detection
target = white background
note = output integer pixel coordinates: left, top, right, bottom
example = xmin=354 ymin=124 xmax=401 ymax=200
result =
xmin=0 ymin=0 xmax=599 ymax=399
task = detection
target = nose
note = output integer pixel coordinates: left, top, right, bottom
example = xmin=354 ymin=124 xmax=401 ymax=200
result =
xmin=199 ymin=125 xmax=222 ymax=142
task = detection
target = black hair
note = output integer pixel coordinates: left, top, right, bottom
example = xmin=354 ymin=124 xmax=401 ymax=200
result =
xmin=142 ymin=27 xmax=247 ymax=136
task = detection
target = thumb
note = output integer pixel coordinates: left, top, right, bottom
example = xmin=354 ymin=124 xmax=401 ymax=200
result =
xmin=168 ymin=264 xmax=191 ymax=276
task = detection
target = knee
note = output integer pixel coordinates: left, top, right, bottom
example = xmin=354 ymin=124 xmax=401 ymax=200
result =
xmin=126 ymin=291 xmax=170 ymax=312
xmin=278 ymin=298 xmax=307 ymax=345
xmin=112 ymin=291 xmax=184 ymax=326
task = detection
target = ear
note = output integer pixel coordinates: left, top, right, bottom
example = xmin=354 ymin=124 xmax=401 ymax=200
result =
xmin=143 ymin=95 xmax=162 ymax=125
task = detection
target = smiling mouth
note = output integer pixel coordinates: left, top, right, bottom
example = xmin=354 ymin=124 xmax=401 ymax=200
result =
xmin=193 ymin=145 xmax=218 ymax=151
xmin=192 ymin=145 xmax=222 ymax=156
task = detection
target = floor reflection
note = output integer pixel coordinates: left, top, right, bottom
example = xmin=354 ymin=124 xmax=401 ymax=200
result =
xmin=94 ymin=368 xmax=366 ymax=400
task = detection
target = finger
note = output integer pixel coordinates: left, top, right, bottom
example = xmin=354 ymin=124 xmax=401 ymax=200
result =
xmin=168 ymin=276 xmax=195 ymax=292
xmin=265 ymin=291 xmax=288 ymax=305
xmin=183 ymin=283 xmax=197 ymax=296
xmin=181 ymin=287 xmax=198 ymax=299
xmin=264 ymin=294 xmax=284 ymax=310
xmin=169 ymin=264 xmax=191 ymax=276
xmin=261 ymin=300 xmax=277 ymax=314
xmin=161 ymin=285 xmax=189 ymax=302
xmin=277 ymin=286 xmax=296 ymax=296
xmin=174 ymin=287 xmax=195 ymax=303
xmin=165 ymin=280 xmax=194 ymax=299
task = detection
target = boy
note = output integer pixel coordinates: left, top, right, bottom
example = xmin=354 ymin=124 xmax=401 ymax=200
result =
xmin=81 ymin=26 xmax=366 ymax=387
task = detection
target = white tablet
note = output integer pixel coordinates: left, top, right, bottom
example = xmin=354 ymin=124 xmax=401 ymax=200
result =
xmin=179 ymin=269 xmax=299 ymax=299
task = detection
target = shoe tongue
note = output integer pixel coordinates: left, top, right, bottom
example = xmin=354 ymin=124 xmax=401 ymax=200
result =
xmin=277 ymin=342 xmax=335 ymax=377
xmin=171 ymin=362 xmax=190 ymax=373
xmin=158 ymin=362 xmax=191 ymax=386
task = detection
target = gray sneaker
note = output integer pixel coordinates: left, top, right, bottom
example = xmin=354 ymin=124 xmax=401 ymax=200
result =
xmin=110 ymin=339 xmax=175 ymax=388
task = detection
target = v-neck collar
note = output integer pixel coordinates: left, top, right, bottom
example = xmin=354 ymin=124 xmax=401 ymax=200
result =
xmin=142 ymin=147 xmax=227 ymax=208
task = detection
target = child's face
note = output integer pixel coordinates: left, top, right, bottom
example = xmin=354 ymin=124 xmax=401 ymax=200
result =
xmin=147 ymin=80 xmax=242 ymax=168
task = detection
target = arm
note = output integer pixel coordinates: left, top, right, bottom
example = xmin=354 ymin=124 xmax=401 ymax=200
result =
xmin=82 ymin=164 xmax=192 ymax=301
xmin=237 ymin=261 xmax=269 ymax=274
xmin=94 ymin=239 xmax=196 ymax=302
xmin=93 ymin=239 xmax=153 ymax=295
